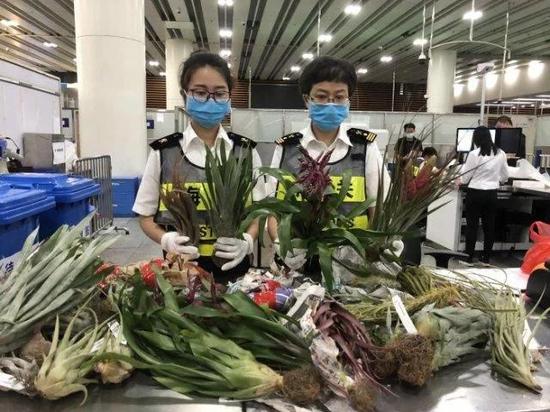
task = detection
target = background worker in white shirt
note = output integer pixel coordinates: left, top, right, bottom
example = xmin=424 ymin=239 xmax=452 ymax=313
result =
xmin=461 ymin=126 xmax=510 ymax=263
xmin=133 ymin=51 xmax=264 ymax=282
xmin=267 ymin=56 xmax=393 ymax=270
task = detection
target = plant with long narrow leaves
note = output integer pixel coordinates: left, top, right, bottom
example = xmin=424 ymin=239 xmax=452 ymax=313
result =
xmin=371 ymin=119 xmax=462 ymax=237
xmin=202 ymin=140 xmax=255 ymax=267
xmin=100 ymin=274 xmax=320 ymax=403
xmin=0 ymin=214 xmax=119 ymax=354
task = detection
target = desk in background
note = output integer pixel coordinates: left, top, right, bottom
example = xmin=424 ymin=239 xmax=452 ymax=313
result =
xmin=427 ymin=184 xmax=550 ymax=253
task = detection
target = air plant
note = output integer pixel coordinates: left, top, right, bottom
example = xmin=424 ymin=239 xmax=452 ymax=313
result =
xmin=414 ymin=305 xmax=491 ymax=371
xmin=34 ymin=308 xmax=107 ymax=403
xmin=346 ymin=285 xmax=460 ymax=324
xmin=403 ymin=268 xmax=550 ymax=392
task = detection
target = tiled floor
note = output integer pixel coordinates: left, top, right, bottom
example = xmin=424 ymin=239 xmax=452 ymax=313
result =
xmin=101 ymin=218 xmax=163 ymax=266
xmin=101 ymin=218 xmax=523 ymax=269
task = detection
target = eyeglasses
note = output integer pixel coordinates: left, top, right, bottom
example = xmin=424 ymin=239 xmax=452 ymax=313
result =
xmin=307 ymin=94 xmax=349 ymax=105
xmin=187 ymin=88 xmax=231 ymax=103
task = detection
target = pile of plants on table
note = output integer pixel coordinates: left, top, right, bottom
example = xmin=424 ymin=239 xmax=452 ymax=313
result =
xmin=2 ymin=227 xmax=547 ymax=411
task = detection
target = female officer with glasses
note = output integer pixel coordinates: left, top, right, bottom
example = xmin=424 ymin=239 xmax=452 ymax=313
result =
xmin=267 ymin=56 xmax=392 ymax=270
xmin=133 ymin=51 xmax=264 ymax=282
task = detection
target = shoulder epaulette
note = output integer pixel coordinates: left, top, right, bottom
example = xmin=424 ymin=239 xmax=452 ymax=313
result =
xmin=227 ymin=132 xmax=257 ymax=148
xmin=149 ymin=132 xmax=182 ymax=150
xmin=347 ymin=128 xmax=377 ymax=143
xmin=275 ymin=132 xmax=303 ymax=145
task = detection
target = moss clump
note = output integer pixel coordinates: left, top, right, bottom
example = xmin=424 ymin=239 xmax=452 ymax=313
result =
xmin=348 ymin=379 xmax=376 ymax=412
xmin=281 ymin=366 xmax=322 ymax=405
xmin=370 ymin=348 xmax=399 ymax=381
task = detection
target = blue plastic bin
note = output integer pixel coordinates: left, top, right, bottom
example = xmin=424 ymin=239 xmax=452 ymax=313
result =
xmin=0 ymin=182 xmax=55 ymax=262
xmin=0 ymin=173 xmax=100 ymax=240
xmin=112 ymin=177 xmax=139 ymax=217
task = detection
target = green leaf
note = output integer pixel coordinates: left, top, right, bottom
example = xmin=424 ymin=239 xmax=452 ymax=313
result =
xmin=318 ymin=243 xmax=334 ymax=292
xmin=156 ymin=274 xmax=179 ymax=311
xmin=335 ymin=169 xmax=352 ymax=206
xmin=222 ymin=291 xmax=270 ymax=319
xmin=346 ymin=198 xmax=376 ymax=219
xmin=180 ymin=304 xmax=230 ymax=318
xmin=322 ymin=228 xmax=365 ymax=259
xmin=277 ymin=214 xmax=293 ymax=259
xmin=135 ymin=329 xmax=177 ymax=351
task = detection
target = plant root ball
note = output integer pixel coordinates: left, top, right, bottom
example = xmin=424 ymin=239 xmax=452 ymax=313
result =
xmin=19 ymin=331 xmax=51 ymax=366
xmin=395 ymin=334 xmax=435 ymax=387
xmin=281 ymin=366 xmax=322 ymax=405
xmin=370 ymin=348 xmax=399 ymax=381
xmin=348 ymin=379 xmax=376 ymax=412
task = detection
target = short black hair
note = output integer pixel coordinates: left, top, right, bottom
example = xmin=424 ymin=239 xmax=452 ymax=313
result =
xmin=299 ymin=56 xmax=357 ymax=96
xmin=495 ymin=115 xmax=513 ymax=126
xmin=422 ymin=147 xmax=438 ymax=158
xmin=404 ymin=123 xmax=416 ymax=131
xmin=179 ymin=50 xmax=233 ymax=93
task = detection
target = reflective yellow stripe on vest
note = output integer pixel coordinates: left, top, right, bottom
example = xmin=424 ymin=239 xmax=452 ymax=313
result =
xmin=329 ymin=176 xmax=366 ymax=202
xmin=199 ymin=243 xmax=214 ymax=256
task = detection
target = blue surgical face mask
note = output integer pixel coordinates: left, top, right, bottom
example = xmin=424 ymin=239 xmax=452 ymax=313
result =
xmin=185 ymin=95 xmax=230 ymax=129
xmin=308 ymin=102 xmax=349 ymax=131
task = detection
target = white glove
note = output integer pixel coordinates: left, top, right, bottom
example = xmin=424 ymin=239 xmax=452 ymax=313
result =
xmin=274 ymin=239 xmax=307 ymax=270
xmin=214 ymin=233 xmax=254 ymax=271
xmin=384 ymin=239 xmax=404 ymax=258
xmin=161 ymin=232 xmax=199 ymax=259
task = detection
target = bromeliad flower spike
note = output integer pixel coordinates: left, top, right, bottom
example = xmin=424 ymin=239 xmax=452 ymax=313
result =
xmin=297 ymin=147 xmax=333 ymax=201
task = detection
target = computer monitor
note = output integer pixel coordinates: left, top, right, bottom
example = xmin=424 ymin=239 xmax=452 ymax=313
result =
xmin=496 ymin=128 xmax=523 ymax=156
xmin=456 ymin=128 xmax=496 ymax=152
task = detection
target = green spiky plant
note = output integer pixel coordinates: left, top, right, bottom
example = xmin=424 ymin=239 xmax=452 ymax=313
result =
xmin=202 ymin=140 xmax=255 ymax=268
xmin=371 ymin=117 xmax=461 ymax=236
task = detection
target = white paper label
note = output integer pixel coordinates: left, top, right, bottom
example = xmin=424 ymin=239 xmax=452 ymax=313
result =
xmin=0 ymin=371 xmax=25 ymax=392
xmin=391 ymin=293 xmax=417 ymax=334
xmin=52 ymin=141 xmax=65 ymax=165
xmin=91 ymin=338 xmax=105 ymax=353
xmin=108 ymin=320 xmax=127 ymax=345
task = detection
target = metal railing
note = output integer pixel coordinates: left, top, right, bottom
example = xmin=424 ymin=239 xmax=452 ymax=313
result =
xmin=72 ymin=155 xmax=113 ymax=235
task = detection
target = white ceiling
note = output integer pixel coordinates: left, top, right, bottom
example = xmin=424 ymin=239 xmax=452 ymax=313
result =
xmin=0 ymin=0 xmax=548 ymax=83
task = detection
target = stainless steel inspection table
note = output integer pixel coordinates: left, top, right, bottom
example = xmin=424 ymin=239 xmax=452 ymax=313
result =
xmin=1 ymin=267 xmax=549 ymax=412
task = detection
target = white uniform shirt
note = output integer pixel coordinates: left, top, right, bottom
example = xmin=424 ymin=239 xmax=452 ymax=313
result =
xmin=268 ymin=124 xmax=390 ymax=200
xmin=461 ymin=148 xmax=510 ymax=190
xmin=133 ymin=124 xmax=265 ymax=217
